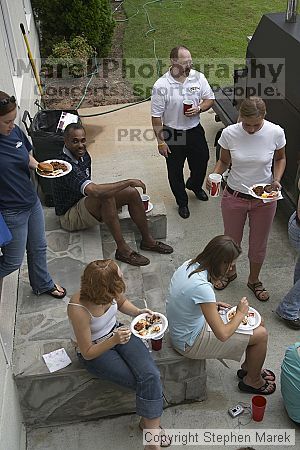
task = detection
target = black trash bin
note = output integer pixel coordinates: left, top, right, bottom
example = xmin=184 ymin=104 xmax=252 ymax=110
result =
xmin=22 ymin=109 xmax=80 ymax=206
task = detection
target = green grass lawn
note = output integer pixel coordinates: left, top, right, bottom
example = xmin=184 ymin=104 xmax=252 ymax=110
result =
xmin=121 ymin=0 xmax=285 ymax=96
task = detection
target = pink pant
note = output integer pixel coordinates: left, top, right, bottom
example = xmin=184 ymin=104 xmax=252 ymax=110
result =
xmin=221 ymin=189 xmax=277 ymax=264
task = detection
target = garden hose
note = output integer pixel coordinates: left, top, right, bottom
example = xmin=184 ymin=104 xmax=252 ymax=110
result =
xmin=67 ymin=0 xmax=183 ymax=117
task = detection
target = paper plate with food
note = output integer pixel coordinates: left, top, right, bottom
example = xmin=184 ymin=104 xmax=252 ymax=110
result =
xmin=36 ymin=160 xmax=72 ymax=178
xmin=248 ymin=184 xmax=283 ymax=201
xmin=226 ymin=306 xmax=261 ymax=331
xmin=131 ymin=312 xmax=168 ymax=340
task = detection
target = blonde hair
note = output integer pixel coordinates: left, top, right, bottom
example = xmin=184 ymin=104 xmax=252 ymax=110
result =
xmin=80 ymin=259 xmax=125 ymax=305
xmin=239 ymin=96 xmax=266 ymax=119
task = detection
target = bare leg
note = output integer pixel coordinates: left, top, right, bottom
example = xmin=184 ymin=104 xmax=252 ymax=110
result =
xmin=248 ymin=261 xmax=269 ymax=301
xmin=140 ymin=417 xmax=167 ymax=450
xmin=85 ymin=188 xmax=156 ymax=255
xmin=241 ymin=326 xmax=274 ymax=391
xmin=85 ymin=196 xmax=133 ymax=256
xmin=248 ymin=261 xmax=263 ymax=284
xmin=114 ymin=187 xmax=156 ymax=246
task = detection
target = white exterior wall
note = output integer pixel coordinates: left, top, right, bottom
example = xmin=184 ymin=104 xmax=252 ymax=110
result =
xmin=0 ymin=0 xmax=41 ymax=124
xmin=0 ymin=1 xmax=41 ymax=449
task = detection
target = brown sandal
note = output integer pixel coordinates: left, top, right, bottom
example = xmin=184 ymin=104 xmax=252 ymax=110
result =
xmin=247 ymin=281 xmax=270 ymax=301
xmin=214 ymin=273 xmax=237 ymax=290
xmin=139 ymin=422 xmax=171 ymax=447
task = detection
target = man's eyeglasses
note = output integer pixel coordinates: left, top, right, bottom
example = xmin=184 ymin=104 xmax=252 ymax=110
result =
xmin=174 ymin=60 xmax=193 ymax=68
xmin=0 ymin=96 xmax=16 ymax=108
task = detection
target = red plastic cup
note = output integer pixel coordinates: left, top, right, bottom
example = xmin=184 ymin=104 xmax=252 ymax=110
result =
xmin=141 ymin=194 xmax=150 ymax=211
xmin=183 ymin=100 xmax=193 ymax=115
xmin=208 ymin=173 xmax=222 ymax=197
xmin=151 ymin=337 xmax=163 ymax=351
xmin=252 ymin=395 xmax=267 ymax=422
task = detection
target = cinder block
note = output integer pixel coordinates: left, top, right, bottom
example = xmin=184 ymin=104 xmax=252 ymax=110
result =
xmin=14 ymin=334 xmax=207 ymax=426
xmin=100 ymin=203 xmax=167 ymax=240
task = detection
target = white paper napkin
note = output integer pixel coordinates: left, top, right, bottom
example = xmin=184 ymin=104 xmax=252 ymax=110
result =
xmin=42 ymin=348 xmax=72 ymax=373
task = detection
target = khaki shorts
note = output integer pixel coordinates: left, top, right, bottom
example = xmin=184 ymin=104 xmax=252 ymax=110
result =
xmin=176 ymin=322 xmax=250 ymax=362
xmin=59 ymin=197 xmax=99 ymax=231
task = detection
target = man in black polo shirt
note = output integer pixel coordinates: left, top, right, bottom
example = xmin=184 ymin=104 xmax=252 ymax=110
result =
xmin=52 ymin=123 xmax=173 ymax=267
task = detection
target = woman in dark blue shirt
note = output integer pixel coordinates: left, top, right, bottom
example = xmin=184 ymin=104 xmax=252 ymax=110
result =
xmin=0 ymin=91 xmax=65 ymax=298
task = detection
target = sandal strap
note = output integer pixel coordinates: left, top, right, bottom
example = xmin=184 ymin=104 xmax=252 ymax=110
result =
xmin=258 ymin=380 xmax=276 ymax=394
xmin=251 ymin=281 xmax=264 ymax=290
xmin=248 ymin=281 xmax=270 ymax=301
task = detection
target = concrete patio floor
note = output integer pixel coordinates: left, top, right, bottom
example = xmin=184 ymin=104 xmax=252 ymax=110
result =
xmin=27 ymin=102 xmax=299 ymax=449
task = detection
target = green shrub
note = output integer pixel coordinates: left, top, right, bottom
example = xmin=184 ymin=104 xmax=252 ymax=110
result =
xmin=32 ymin=0 xmax=115 ymax=56
xmin=45 ymin=36 xmax=94 ymax=77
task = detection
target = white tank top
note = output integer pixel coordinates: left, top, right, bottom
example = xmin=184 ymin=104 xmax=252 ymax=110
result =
xmin=69 ymin=300 xmax=118 ymax=342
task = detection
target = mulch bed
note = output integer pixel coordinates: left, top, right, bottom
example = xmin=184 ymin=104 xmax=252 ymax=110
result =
xmin=42 ymin=1 xmax=141 ymax=110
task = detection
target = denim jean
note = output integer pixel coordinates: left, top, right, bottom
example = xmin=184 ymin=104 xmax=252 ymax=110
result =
xmin=0 ymin=198 xmax=54 ymax=294
xmin=276 ymin=212 xmax=300 ymax=320
xmin=78 ymin=334 xmax=163 ymax=419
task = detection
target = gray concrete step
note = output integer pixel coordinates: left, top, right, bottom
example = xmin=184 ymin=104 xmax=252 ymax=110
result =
xmin=13 ymin=205 xmax=207 ymax=427
xmin=100 ymin=202 xmax=167 ymax=240
xmin=14 ymin=335 xmax=207 ymax=427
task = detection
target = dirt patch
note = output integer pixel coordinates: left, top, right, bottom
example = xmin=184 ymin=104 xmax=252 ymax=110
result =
xmin=42 ymin=2 xmax=141 ymax=110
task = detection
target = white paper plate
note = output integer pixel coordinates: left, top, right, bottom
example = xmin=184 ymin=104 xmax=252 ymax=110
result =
xmin=131 ymin=312 xmax=168 ymax=340
xmin=248 ymin=184 xmax=283 ymax=201
xmin=36 ymin=159 xmax=72 ymax=178
xmin=145 ymin=202 xmax=153 ymax=213
xmin=226 ymin=306 xmax=261 ymax=331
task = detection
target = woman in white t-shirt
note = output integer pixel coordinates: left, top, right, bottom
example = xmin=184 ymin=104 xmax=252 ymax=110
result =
xmin=206 ymin=97 xmax=286 ymax=301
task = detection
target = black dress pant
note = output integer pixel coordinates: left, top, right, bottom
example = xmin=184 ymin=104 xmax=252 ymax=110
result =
xmin=164 ymin=124 xmax=209 ymax=207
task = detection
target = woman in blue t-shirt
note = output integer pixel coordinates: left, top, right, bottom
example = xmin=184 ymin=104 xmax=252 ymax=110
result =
xmin=0 ymin=91 xmax=65 ymax=298
xmin=167 ymin=235 xmax=276 ymax=395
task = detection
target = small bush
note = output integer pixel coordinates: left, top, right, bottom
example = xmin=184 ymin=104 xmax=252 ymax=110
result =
xmin=32 ymin=0 xmax=115 ymax=56
xmin=45 ymin=36 xmax=94 ymax=77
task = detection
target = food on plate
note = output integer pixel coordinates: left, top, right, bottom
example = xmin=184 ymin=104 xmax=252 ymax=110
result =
xmin=134 ymin=319 xmax=147 ymax=332
xmin=51 ymin=161 xmax=68 ymax=171
xmin=261 ymin=190 xmax=279 ymax=199
xmin=37 ymin=162 xmax=53 ymax=173
xmin=228 ymin=310 xmax=248 ymax=326
xmin=252 ymin=185 xmax=264 ymax=197
xmin=37 ymin=161 xmax=68 ymax=176
xmin=263 ymin=184 xmax=273 ymax=193
xmin=252 ymin=184 xmax=279 ymax=199
xmin=133 ymin=314 xmax=163 ymax=336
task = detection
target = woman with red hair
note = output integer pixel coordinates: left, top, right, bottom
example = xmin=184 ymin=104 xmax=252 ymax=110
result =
xmin=68 ymin=259 xmax=170 ymax=449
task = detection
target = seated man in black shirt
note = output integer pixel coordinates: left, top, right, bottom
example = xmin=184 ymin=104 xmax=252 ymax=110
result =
xmin=52 ymin=123 xmax=173 ymax=266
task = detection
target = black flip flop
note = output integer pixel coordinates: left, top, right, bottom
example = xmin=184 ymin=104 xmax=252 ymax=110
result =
xmin=238 ymin=379 xmax=276 ymax=395
xmin=44 ymin=284 xmax=67 ymax=299
xmin=237 ymin=368 xmax=276 ymax=382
